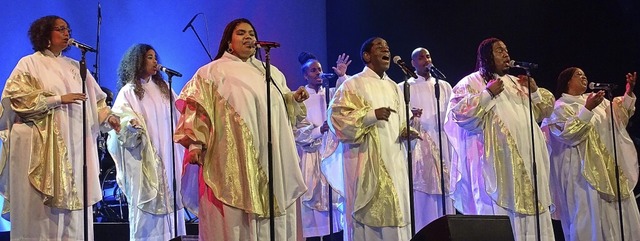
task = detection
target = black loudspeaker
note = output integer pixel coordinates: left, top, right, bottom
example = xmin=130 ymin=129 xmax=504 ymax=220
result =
xmin=411 ymin=215 xmax=514 ymax=241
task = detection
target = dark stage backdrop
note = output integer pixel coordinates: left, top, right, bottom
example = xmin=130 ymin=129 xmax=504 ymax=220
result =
xmin=1 ymin=0 xmax=329 ymax=98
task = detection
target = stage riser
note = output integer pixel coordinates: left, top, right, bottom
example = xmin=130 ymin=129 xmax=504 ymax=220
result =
xmin=94 ymin=223 xmax=198 ymax=241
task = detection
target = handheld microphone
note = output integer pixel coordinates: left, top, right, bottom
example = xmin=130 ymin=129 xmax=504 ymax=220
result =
xmin=588 ymin=82 xmax=617 ymax=90
xmin=427 ymin=64 xmax=447 ymax=80
xmin=182 ymin=13 xmax=201 ymax=32
xmin=509 ymin=60 xmax=538 ymax=69
xmin=157 ymin=64 xmax=183 ymax=77
xmin=392 ymin=56 xmax=418 ymax=79
xmin=255 ymin=41 xmax=281 ymax=48
xmin=320 ymin=73 xmax=336 ymax=79
xmin=68 ymin=38 xmax=97 ymax=53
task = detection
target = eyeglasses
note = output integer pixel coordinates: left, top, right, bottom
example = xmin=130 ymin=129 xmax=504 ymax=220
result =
xmin=52 ymin=26 xmax=72 ymax=34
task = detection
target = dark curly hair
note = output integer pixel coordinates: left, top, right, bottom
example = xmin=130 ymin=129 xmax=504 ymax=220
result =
xmin=116 ymin=44 xmax=170 ymax=100
xmin=555 ymin=67 xmax=579 ymax=98
xmin=476 ymin=37 xmax=502 ymax=82
xmin=214 ymin=18 xmax=259 ymax=60
xmin=28 ymin=15 xmax=70 ymax=52
xmin=298 ymin=51 xmax=317 ymax=65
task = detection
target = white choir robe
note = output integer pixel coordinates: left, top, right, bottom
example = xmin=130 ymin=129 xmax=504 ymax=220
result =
xmin=398 ymin=75 xmax=457 ymax=230
xmin=444 ymin=71 xmax=556 ymax=241
xmin=294 ymin=85 xmax=344 ymax=238
xmin=323 ymin=67 xmax=411 ymax=241
xmin=0 ymin=50 xmax=110 ymax=241
xmin=107 ymin=80 xmax=186 ymax=240
xmin=175 ymin=52 xmax=307 ymax=241
xmin=542 ymin=93 xmax=640 ymax=241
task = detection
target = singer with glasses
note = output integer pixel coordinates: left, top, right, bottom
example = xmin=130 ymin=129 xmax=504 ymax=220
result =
xmin=444 ymin=37 xmax=556 ymax=241
xmin=397 ymin=47 xmax=457 ymax=230
xmin=174 ymin=18 xmax=308 ymax=241
xmin=106 ymin=43 xmax=186 ymax=240
xmin=0 ymin=15 xmax=120 ymax=240
xmin=294 ymin=52 xmax=352 ymax=241
xmin=324 ymin=37 xmax=416 ymax=241
xmin=542 ymin=68 xmax=640 ymax=241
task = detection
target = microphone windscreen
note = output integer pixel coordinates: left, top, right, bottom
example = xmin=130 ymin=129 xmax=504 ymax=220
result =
xmin=392 ymin=56 xmax=402 ymax=64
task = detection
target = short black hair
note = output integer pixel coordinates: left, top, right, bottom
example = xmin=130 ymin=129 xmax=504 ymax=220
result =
xmin=28 ymin=15 xmax=68 ymax=52
xmin=360 ymin=37 xmax=380 ymax=64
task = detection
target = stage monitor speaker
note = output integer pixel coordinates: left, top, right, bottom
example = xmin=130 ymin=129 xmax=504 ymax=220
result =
xmin=170 ymin=235 xmax=199 ymax=241
xmin=411 ymin=215 xmax=514 ymax=241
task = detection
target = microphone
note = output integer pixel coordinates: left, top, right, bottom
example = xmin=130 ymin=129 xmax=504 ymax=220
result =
xmin=68 ymin=38 xmax=96 ymax=52
xmin=182 ymin=13 xmax=201 ymax=32
xmin=427 ymin=64 xmax=447 ymax=80
xmin=509 ymin=60 xmax=538 ymax=69
xmin=157 ymin=64 xmax=183 ymax=77
xmin=255 ymin=41 xmax=281 ymax=48
xmin=588 ymin=82 xmax=618 ymax=90
xmin=320 ymin=73 xmax=336 ymax=79
xmin=392 ymin=56 xmax=418 ymax=79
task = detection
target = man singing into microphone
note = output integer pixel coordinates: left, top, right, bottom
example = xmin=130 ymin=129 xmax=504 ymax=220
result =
xmin=324 ymin=37 xmax=414 ymax=241
xmin=444 ymin=38 xmax=556 ymax=240
xmin=397 ymin=47 xmax=457 ymax=230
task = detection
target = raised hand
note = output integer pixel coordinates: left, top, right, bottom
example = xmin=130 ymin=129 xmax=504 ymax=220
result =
xmin=585 ymin=90 xmax=605 ymax=110
xmin=626 ymin=71 xmax=636 ymax=96
xmin=332 ymin=53 xmax=352 ymax=77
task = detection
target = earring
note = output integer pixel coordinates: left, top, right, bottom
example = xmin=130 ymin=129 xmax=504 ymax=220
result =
xmin=47 ymin=40 xmax=51 ymax=48
xmin=226 ymin=44 xmax=233 ymax=54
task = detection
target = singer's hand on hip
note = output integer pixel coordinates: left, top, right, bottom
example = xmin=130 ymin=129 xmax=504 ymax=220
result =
xmin=332 ymin=53 xmax=352 ymax=77
xmin=626 ymin=71 xmax=636 ymax=96
xmin=108 ymin=115 xmax=121 ymax=133
xmin=294 ymin=86 xmax=309 ymax=102
xmin=585 ymin=91 xmax=605 ymax=110
xmin=375 ymin=107 xmax=396 ymax=121
xmin=517 ymin=75 xmax=538 ymax=92
xmin=187 ymin=148 xmax=203 ymax=166
xmin=486 ymin=79 xmax=504 ymax=96
xmin=61 ymin=93 xmax=86 ymax=104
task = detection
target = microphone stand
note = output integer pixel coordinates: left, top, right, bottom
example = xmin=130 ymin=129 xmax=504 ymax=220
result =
xmin=167 ymin=73 xmax=180 ymax=238
xmin=606 ymin=88 xmax=625 ymax=241
xmin=183 ymin=15 xmax=213 ymax=61
xmin=263 ymin=46 xmax=276 ymax=241
xmin=92 ymin=2 xmax=101 ymax=83
xmin=523 ymin=68 xmax=541 ymax=241
xmin=430 ymin=72 xmax=447 ymax=217
xmin=79 ymin=49 xmax=90 ymax=241
xmin=402 ymin=75 xmax=416 ymax=236
xmin=322 ymin=77 xmax=335 ymax=241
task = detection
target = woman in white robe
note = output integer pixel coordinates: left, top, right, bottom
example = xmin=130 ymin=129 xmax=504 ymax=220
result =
xmin=174 ymin=18 xmax=309 ymax=241
xmin=107 ymin=44 xmax=186 ymax=240
xmin=0 ymin=15 xmax=119 ymax=241
xmin=542 ymin=67 xmax=640 ymax=241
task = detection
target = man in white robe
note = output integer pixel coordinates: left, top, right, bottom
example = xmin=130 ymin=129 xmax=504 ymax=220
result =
xmin=324 ymin=37 xmax=412 ymax=241
xmin=294 ymin=56 xmax=350 ymax=240
xmin=398 ymin=47 xmax=456 ymax=230
xmin=444 ymin=38 xmax=556 ymax=241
